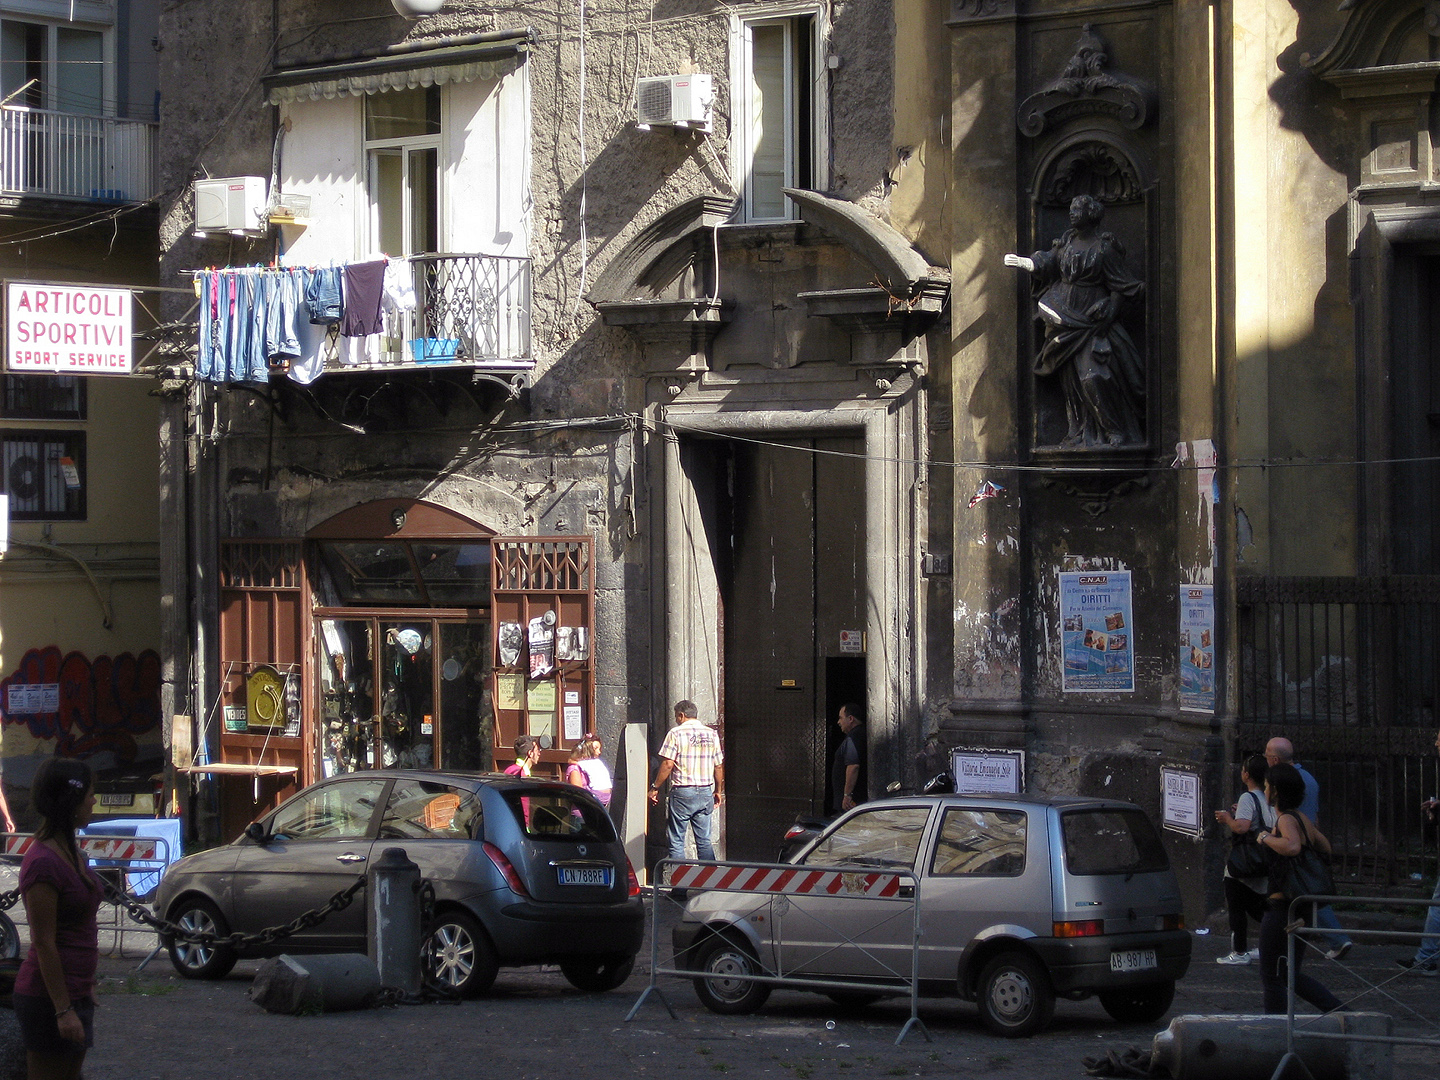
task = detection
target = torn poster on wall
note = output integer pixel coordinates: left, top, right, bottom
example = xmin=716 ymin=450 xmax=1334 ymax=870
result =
xmin=1178 ymin=584 xmax=1215 ymax=713
xmin=1059 ymin=570 xmax=1135 ymax=693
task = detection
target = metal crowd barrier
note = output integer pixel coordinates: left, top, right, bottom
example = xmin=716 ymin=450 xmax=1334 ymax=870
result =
xmin=1280 ymin=892 xmax=1440 ymax=1074
xmin=1 ymin=832 xmax=174 ymax=958
xmin=627 ymin=857 xmax=931 ymax=1046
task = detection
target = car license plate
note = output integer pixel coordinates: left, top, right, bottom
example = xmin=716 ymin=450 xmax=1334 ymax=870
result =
xmin=558 ymin=866 xmax=612 ymax=887
xmin=1110 ymin=948 xmax=1157 ymax=973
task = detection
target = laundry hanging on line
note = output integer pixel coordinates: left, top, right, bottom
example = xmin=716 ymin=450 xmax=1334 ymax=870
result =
xmin=195 ymin=258 xmax=416 ymax=386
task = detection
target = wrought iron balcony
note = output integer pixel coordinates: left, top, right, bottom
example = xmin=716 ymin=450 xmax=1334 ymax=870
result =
xmin=319 ymin=253 xmax=533 ymax=383
xmin=0 ymin=106 xmax=159 ymax=203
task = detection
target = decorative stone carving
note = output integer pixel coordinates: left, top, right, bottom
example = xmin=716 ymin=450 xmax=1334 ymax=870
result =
xmin=1018 ymin=25 xmax=1155 ymax=137
xmin=1041 ymin=142 xmax=1144 ymax=206
xmin=1004 ymin=195 xmax=1146 ymax=450
xmin=948 ymin=0 xmax=1013 ymax=21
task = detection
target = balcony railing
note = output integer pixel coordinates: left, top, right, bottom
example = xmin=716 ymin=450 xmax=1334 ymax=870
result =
xmin=0 ymin=105 xmax=159 ymax=203
xmin=321 ymin=253 xmax=532 ymax=373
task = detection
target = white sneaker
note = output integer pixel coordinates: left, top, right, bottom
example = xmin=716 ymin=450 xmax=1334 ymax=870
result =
xmin=1216 ymin=951 xmax=1251 ymax=965
xmin=1324 ymin=941 xmax=1352 ymax=962
xmin=1246 ymin=948 xmax=1261 ymax=961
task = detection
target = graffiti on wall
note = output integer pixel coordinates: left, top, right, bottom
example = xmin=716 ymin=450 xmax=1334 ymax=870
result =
xmin=0 ymin=646 xmax=162 ymax=761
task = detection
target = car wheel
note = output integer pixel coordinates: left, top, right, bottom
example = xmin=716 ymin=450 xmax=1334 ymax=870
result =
xmin=165 ymin=897 xmax=238 ymax=980
xmin=691 ymin=933 xmax=771 ymax=1016
xmin=825 ymin=990 xmax=884 ymax=1008
xmin=423 ymin=910 xmax=498 ymax=997
xmin=976 ymin=951 xmax=1055 ymax=1038
xmin=0 ymin=911 xmax=19 ymax=960
xmin=1098 ymin=981 xmax=1175 ymax=1024
xmin=559 ymin=953 xmax=635 ymax=992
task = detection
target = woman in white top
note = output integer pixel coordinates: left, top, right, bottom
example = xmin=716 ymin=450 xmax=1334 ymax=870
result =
xmin=566 ymin=734 xmax=613 ymax=808
xmin=1213 ymin=754 xmax=1277 ymax=964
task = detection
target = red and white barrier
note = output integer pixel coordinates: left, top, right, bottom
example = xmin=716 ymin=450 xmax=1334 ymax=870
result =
xmin=664 ymin=861 xmax=904 ymax=898
xmin=2 ymin=834 xmax=160 ymax=862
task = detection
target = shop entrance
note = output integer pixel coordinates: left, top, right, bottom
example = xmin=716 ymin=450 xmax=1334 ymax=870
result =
xmin=702 ymin=433 xmax=867 ymax=861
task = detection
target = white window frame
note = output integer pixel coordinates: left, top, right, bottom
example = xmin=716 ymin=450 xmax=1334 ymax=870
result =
xmin=729 ymin=3 xmax=828 ymax=223
xmin=0 ymin=15 xmax=114 ymax=116
xmin=363 ymin=85 xmax=444 ymax=257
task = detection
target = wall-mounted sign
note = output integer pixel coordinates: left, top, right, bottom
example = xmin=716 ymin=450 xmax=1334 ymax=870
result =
xmin=5 ymin=683 xmax=59 ymax=714
xmin=1178 ymin=584 xmax=1215 ymax=714
xmin=1161 ymin=766 xmax=1203 ymax=837
xmin=839 ymin=629 xmax=864 ymax=654
xmin=951 ymin=748 xmax=1024 ymax=794
xmin=1059 ymin=570 xmax=1135 ymax=692
xmin=5 ymin=281 xmax=132 ymax=375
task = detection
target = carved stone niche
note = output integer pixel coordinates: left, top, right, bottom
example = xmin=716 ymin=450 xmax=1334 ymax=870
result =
xmin=1016 ymin=25 xmax=1155 ymax=468
xmin=587 ymin=196 xmax=735 ymax=376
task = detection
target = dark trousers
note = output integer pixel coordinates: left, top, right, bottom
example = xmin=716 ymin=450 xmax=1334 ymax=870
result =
xmin=1259 ymin=898 xmax=1343 ymax=1014
xmin=1224 ymin=875 xmax=1267 ymax=953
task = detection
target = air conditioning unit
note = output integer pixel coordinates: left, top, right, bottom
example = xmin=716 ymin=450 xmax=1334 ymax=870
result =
xmin=635 ymin=74 xmax=713 ymax=131
xmin=193 ymin=176 xmax=268 ymax=236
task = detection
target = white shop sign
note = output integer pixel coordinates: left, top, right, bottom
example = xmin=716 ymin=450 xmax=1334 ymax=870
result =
xmin=5 ymin=282 xmax=132 ymax=375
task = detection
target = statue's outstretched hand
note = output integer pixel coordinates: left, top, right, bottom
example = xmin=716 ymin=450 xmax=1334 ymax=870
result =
xmin=1003 ymin=253 xmax=1034 ymax=272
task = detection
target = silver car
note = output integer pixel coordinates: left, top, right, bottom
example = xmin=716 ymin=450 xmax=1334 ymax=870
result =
xmin=154 ymin=770 xmax=644 ymax=995
xmin=673 ymin=793 xmax=1190 ymax=1036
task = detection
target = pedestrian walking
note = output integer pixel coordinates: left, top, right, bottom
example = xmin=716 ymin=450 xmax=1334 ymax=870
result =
xmin=505 ymin=734 xmax=541 ymax=777
xmin=1397 ymin=726 xmax=1440 ymax=977
xmin=1214 ymin=753 xmax=1274 ymax=964
xmin=14 ymin=757 xmax=103 ymax=1080
xmin=1254 ymin=762 xmax=1345 ymax=1015
xmin=648 ymin=701 xmax=724 ymax=861
xmin=830 ymin=703 xmax=866 ymax=815
xmin=566 ymin=732 xmax=613 ymax=808
xmin=1266 ymin=737 xmax=1351 ymax=960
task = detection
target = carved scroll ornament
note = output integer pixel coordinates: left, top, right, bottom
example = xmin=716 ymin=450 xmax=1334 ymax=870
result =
xmin=1018 ymin=25 xmax=1155 ymax=137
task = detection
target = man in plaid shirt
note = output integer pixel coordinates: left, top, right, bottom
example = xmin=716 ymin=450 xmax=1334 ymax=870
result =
xmin=648 ymin=700 xmax=725 ymax=860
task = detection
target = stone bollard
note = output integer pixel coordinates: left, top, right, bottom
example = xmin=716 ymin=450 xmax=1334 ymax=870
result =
xmin=1151 ymin=1013 xmax=1393 ymax=1080
xmin=367 ymin=846 xmax=422 ymax=994
xmin=249 ymin=953 xmax=382 ymax=1014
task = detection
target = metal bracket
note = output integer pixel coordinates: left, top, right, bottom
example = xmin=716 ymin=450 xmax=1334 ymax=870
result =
xmin=472 ymin=370 xmax=531 ymax=399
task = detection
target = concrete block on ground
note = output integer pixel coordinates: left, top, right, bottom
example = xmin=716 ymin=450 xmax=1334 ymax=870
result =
xmin=248 ymin=953 xmax=382 ymax=1015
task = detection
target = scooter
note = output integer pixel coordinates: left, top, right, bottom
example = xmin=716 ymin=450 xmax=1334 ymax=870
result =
xmin=776 ymin=771 xmax=957 ymax=863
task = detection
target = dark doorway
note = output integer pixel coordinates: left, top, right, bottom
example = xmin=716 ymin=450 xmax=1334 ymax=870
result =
xmin=1390 ymin=247 xmax=1440 ymax=573
xmin=700 ymin=432 xmax=866 ymax=861
xmin=823 ymin=656 xmax=867 ymax=814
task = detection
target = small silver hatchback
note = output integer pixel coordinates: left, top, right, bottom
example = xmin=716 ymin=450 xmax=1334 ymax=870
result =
xmin=673 ymin=793 xmax=1190 ymax=1036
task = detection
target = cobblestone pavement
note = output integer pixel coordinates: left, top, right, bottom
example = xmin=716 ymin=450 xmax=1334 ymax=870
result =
xmin=48 ymin=905 xmax=1434 ymax=1080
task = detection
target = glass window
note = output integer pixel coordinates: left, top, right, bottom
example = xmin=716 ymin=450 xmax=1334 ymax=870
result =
xmin=502 ymin=789 xmax=616 ymax=842
xmin=802 ymin=806 xmax=931 ymax=870
xmin=270 ymin=778 xmax=388 ymax=840
xmin=1062 ymin=808 xmax=1171 ymax=876
xmin=56 ymin=27 xmax=102 ymax=115
xmin=317 ymin=542 xmax=425 ymax=604
xmin=2 ymin=429 xmax=84 ymax=520
xmin=366 ymin=86 xmax=440 ymax=141
xmin=930 ymin=808 xmax=1027 ymax=877
xmin=2 ymin=375 xmax=85 ymax=419
xmin=380 ymin=779 xmax=482 ymax=840
xmin=738 ymin=14 xmax=816 ymax=222
xmin=415 ymin=543 xmax=491 ymax=606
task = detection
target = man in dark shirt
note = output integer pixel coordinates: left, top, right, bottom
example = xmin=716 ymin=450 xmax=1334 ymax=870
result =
xmin=830 ymin=703 xmax=866 ymax=815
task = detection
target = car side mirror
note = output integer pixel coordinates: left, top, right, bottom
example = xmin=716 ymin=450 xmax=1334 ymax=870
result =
xmin=244 ymin=821 xmax=268 ymax=845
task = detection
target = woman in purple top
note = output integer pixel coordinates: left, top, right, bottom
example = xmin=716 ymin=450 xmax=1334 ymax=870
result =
xmin=14 ymin=757 xmax=101 ymax=1080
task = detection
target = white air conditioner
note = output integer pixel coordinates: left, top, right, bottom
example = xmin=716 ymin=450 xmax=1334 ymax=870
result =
xmin=193 ymin=176 xmax=269 ymax=236
xmin=635 ymin=74 xmax=713 ymax=131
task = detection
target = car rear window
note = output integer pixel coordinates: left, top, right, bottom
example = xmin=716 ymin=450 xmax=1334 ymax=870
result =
xmin=931 ymin=808 xmax=1026 ymax=877
xmin=1061 ymin=808 xmax=1169 ymax=876
xmin=502 ymin=789 xmax=616 ymax=842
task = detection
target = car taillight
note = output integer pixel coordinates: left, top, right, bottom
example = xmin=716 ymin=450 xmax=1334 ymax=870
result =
xmin=1053 ymin=919 xmax=1105 ymax=937
xmin=1162 ymin=913 xmax=1185 ymax=931
xmin=626 ymin=857 xmax=641 ymax=898
xmin=483 ymin=842 xmax=530 ymax=898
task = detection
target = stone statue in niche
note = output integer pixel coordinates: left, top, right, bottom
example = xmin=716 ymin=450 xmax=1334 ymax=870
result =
xmin=1004 ymin=194 xmax=1145 ymax=449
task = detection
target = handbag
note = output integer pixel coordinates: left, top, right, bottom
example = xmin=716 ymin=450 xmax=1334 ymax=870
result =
xmin=1225 ymin=791 xmax=1269 ymax=879
xmin=1281 ymin=817 xmax=1337 ymax=902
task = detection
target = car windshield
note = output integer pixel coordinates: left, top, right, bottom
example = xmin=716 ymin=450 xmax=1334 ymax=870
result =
xmin=1061 ymin=807 xmax=1170 ymax=876
xmin=502 ymin=789 xmax=616 ymax=842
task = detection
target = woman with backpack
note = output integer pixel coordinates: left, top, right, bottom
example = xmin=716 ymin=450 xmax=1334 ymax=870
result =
xmin=1214 ymin=754 xmax=1275 ymax=965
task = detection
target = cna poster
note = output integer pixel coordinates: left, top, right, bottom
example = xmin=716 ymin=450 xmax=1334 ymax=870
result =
xmin=1059 ymin=571 xmax=1135 ymax=692
xmin=1178 ymin=584 xmax=1216 ymax=713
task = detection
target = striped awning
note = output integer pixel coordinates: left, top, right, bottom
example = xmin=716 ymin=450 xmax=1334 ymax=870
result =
xmin=263 ymin=32 xmax=530 ymax=105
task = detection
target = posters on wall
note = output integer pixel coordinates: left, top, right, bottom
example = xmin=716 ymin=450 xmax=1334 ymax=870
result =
xmin=1059 ymin=571 xmax=1135 ymax=692
xmin=1179 ymin=584 xmax=1216 ymax=713
xmin=1161 ymin=766 xmax=1203 ymax=836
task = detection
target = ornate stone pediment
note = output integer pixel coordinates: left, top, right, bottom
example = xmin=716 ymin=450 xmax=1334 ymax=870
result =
xmin=1307 ymin=0 xmax=1440 ymax=87
xmin=1017 ymin=25 xmax=1155 ymax=137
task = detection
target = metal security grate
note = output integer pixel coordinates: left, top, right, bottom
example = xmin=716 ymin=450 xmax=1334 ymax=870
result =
xmin=1 ymin=430 xmax=84 ymax=519
xmin=220 ymin=540 xmax=303 ymax=590
xmin=492 ymin=539 xmax=591 ymax=593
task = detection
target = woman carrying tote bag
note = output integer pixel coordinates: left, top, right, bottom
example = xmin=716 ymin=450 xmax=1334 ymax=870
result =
xmin=1213 ymin=754 xmax=1275 ymax=964
xmin=1253 ymin=763 xmax=1344 ymax=1014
